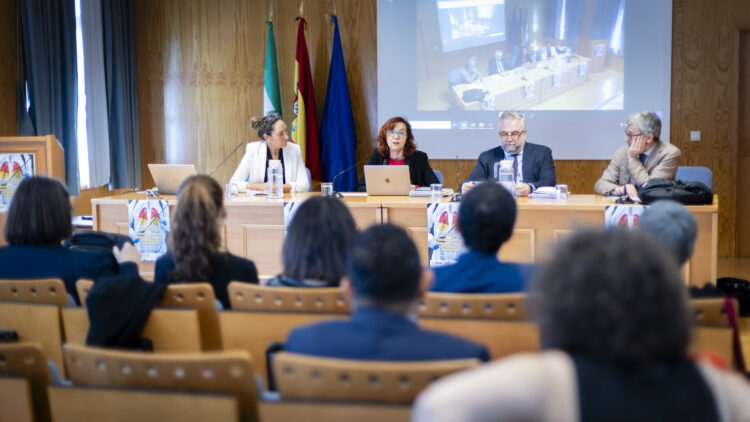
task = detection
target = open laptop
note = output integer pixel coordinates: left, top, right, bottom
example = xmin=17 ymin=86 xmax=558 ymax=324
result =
xmin=364 ymin=165 xmax=411 ymax=196
xmin=147 ymin=164 xmax=197 ymax=195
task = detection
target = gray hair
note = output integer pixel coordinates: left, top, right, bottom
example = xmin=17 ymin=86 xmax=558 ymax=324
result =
xmin=638 ymin=200 xmax=697 ymax=265
xmin=498 ymin=110 xmax=526 ymax=130
xmin=626 ymin=110 xmax=661 ymax=140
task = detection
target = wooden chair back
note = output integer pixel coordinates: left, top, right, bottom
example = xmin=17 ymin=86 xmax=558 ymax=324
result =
xmin=77 ymin=280 xmax=221 ymax=351
xmin=0 ymin=343 xmax=52 ymax=422
xmin=0 ymin=278 xmax=69 ymax=306
xmin=273 ymin=352 xmax=478 ymax=403
xmin=689 ymin=298 xmax=738 ymax=367
xmin=258 ymin=401 xmax=410 ymax=422
xmin=61 ymin=307 xmax=203 ymax=352
xmin=0 ymin=303 xmax=65 ymax=377
xmin=63 ymin=344 xmax=258 ymax=421
xmin=228 ymin=283 xmax=350 ymax=313
xmin=418 ymin=292 xmax=528 ymax=319
xmin=0 ymin=378 xmax=34 ymax=422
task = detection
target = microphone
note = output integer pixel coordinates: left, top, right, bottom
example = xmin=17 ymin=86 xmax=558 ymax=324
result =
xmin=450 ymin=155 xmax=463 ymax=202
xmin=331 ymin=156 xmax=370 ymax=198
xmin=208 ymin=142 xmax=245 ymax=177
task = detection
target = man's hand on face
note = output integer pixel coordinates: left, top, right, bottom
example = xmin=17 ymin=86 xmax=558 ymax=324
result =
xmin=627 ymin=135 xmax=648 ymax=159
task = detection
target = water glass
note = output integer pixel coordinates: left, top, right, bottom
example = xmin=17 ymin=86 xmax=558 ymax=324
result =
xmin=321 ymin=182 xmax=334 ymax=197
xmin=556 ymin=184 xmax=569 ymax=200
xmin=430 ymin=183 xmax=443 ymax=200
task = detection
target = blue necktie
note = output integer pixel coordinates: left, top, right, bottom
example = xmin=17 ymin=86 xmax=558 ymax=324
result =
xmin=639 ymin=153 xmax=647 ymax=165
xmin=512 ymin=154 xmax=519 ymax=182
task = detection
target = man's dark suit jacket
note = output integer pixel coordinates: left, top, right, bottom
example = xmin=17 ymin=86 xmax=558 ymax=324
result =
xmin=0 ymin=244 xmax=118 ymax=304
xmin=487 ymin=56 xmax=512 ymax=75
xmin=285 ymin=308 xmax=490 ymax=362
xmin=356 ymin=148 xmax=440 ymax=192
xmin=466 ymin=142 xmax=557 ymax=188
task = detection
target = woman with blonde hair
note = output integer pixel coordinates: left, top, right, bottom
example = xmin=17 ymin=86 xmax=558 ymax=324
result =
xmin=154 ymin=174 xmax=258 ymax=307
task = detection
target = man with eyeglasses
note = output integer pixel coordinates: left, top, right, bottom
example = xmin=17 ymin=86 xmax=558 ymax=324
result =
xmin=594 ymin=111 xmax=681 ymax=199
xmin=462 ymin=110 xmax=556 ymax=196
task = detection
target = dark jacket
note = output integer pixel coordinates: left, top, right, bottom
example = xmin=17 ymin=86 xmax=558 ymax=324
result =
xmin=285 ymin=308 xmax=489 ymax=362
xmin=356 ymin=148 xmax=440 ymax=192
xmin=265 ymin=275 xmax=338 ymax=288
xmin=466 ymin=142 xmax=557 ymax=188
xmin=432 ymin=250 xmax=531 ymax=294
xmin=154 ymin=252 xmax=259 ymax=309
xmin=0 ymin=244 xmax=119 ymax=305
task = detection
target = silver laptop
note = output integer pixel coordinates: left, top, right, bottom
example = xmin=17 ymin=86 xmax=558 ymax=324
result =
xmin=364 ymin=165 xmax=411 ymax=196
xmin=147 ymin=164 xmax=197 ymax=195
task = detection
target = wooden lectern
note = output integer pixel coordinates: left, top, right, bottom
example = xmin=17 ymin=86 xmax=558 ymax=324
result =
xmin=0 ymin=135 xmax=66 ymax=245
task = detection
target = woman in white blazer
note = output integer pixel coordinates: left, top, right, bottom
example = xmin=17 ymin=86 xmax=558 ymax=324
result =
xmin=230 ymin=112 xmax=310 ymax=193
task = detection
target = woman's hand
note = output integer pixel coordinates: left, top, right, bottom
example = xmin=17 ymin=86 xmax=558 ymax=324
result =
xmin=113 ymin=242 xmax=141 ymax=264
xmin=248 ymin=182 xmax=268 ymax=191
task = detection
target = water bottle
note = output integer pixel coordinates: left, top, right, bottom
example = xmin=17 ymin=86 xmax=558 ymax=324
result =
xmin=498 ymin=159 xmax=515 ymax=196
xmin=267 ymin=160 xmax=283 ymax=199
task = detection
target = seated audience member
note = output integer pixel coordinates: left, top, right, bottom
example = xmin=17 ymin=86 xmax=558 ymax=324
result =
xmin=0 ymin=176 xmax=138 ymax=304
xmin=285 ymin=224 xmax=489 ymax=361
xmin=638 ymin=200 xmax=697 ymax=266
xmin=432 ymin=183 xmax=530 ymax=293
xmin=414 ymin=229 xmax=750 ymax=421
xmin=594 ymin=110 xmax=681 ymax=199
xmin=487 ymin=49 xmax=511 ymax=75
xmin=154 ymin=174 xmax=258 ymax=308
xmin=463 ymin=110 xmax=556 ymax=197
xmin=266 ymin=197 xmax=357 ymax=287
xmin=355 ymin=117 xmax=440 ymax=191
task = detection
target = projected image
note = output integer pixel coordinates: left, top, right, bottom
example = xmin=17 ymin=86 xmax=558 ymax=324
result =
xmin=418 ymin=0 xmax=625 ymax=111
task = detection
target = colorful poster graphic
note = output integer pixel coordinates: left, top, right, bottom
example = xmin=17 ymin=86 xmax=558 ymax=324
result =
xmin=427 ymin=202 xmax=466 ymax=267
xmin=128 ymin=199 xmax=170 ymax=262
xmin=0 ymin=153 xmax=35 ymax=213
xmin=605 ymin=205 xmax=646 ymax=229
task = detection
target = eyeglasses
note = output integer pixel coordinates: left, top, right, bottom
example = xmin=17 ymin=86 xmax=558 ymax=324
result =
xmin=624 ymin=130 xmax=644 ymax=140
xmin=387 ymin=130 xmax=407 ymax=138
xmin=499 ymin=130 xmax=526 ymax=140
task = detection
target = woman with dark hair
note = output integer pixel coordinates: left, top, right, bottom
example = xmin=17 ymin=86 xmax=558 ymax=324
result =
xmin=266 ymin=196 xmax=357 ymax=287
xmin=0 ymin=176 xmax=139 ymax=304
xmin=154 ymin=174 xmax=258 ymax=307
xmin=229 ymin=112 xmax=310 ymax=193
xmin=355 ymin=116 xmax=439 ymax=191
xmin=414 ymin=229 xmax=750 ymax=421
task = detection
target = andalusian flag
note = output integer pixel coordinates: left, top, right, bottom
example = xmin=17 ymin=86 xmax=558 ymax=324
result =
xmin=263 ymin=21 xmax=281 ymax=115
xmin=291 ymin=17 xmax=322 ymax=181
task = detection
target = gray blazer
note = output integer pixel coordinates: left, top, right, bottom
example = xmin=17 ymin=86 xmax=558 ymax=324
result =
xmin=594 ymin=141 xmax=681 ymax=195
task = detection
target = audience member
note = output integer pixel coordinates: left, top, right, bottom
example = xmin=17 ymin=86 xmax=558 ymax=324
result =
xmin=0 ymin=176 xmax=138 ymax=304
xmin=432 ymin=183 xmax=530 ymax=293
xmin=638 ymin=200 xmax=697 ymax=265
xmin=266 ymin=197 xmax=357 ymax=287
xmin=285 ymin=224 xmax=489 ymax=361
xmin=154 ymin=174 xmax=258 ymax=308
xmin=414 ymin=229 xmax=750 ymax=421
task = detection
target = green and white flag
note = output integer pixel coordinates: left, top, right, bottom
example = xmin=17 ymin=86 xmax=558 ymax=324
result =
xmin=263 ymin=21 xmax=282 ymax=115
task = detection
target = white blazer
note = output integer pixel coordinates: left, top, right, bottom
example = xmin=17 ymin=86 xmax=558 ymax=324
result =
xmin=229 ymin=141 xmax=310 ymax=193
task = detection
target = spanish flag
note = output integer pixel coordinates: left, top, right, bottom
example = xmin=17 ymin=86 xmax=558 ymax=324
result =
xmin=291 ymin=17 xmax=322 ymax=181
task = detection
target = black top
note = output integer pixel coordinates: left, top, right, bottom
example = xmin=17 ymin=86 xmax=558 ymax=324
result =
xmin=153 ymin=251 xmax=259 ymax=308
xmin=265 ymin=274 xmax=338 ymax=288
xmin=356 ymin=147 xmax=440 ymax=192
xmin=573 ymin=354 xmax=719 ymax=422
xmin=0 ymin=244 xmax=120 ymax=305
xmin=263 ymin=146 xmax=286 ymax=184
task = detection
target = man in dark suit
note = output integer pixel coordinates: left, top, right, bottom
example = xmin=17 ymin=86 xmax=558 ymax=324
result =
xmin=285 ymin=224 xmax=489 ymax=362
xmin=432 ymin=183 xmax=532 ymax=293
xmin=463 ymin=110 xmax=556 ymax=196
xmin=487 ymin=49 xmax=511 ymax=75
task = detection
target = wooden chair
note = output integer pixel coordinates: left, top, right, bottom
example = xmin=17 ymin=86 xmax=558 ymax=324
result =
xmin=0 ymin=303 xmax=65 ymax=377
xmin=273 ymin=352 xmax=479 ymax=404
xmin=690 ymin=298 xmax=739 ymax=367
xmin=63 ymin=344 xmax=259 ymax=422
xmin=0 ymin=343 xmax=53 ymax=422
xmin=228 ymin=283 xmax=350 ymax=313
xmin=77 ymin=279 xmax=222 ymax=351
xmin=0 ymin=278 xmax=69 ymax=306
xmin=417 ymin=292 xmax=540 ymax=360
xmin=258 ymin=401 xmax=411 ymax=422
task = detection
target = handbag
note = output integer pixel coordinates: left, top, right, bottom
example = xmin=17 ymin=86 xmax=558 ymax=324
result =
xmin=637 ymin=178 xmax=713 ymax=205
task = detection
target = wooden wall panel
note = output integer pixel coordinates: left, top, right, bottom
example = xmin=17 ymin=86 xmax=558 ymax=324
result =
xmin=0 ymin=0 xmax=17 ymax=136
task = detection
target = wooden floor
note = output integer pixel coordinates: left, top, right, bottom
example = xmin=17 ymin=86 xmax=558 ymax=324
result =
xmin=718 ymin=258 xmax=750 ymax=368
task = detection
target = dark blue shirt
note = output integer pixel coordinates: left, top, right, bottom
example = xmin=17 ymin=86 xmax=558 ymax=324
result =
xmin=432 ymin=250 xmax=530 ymax=293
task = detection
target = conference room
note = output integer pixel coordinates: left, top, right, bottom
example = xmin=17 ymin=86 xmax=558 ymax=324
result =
xmin=1 ymin=0 xmax=749 ymax=421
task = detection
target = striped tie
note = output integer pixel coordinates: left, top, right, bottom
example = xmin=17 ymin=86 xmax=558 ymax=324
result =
xmin=512 ymin=154 xmax=519 ymax=182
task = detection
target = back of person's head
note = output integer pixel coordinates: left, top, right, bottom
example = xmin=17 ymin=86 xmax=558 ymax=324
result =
xmin=4 ymin=176 xmax=72 ymax=245
xmin=459 ymin=183 xmax=516 ymax=254
xmin=282 ymin=197 xmax=357 ymax=284
xmin=531 ymin=229 xmax=691 ymax=364
xmin=169 ymin=174 xmax=224 ymax=281
xmin=638 ymin=200 xmax=697 ymax=265
xmin=347 ymin=224 xmax=421 ymax=308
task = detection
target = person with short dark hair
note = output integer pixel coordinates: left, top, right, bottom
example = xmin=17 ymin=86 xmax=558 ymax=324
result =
xmin=0 ymin=176 xmax=139 ymax=304
xmin=285 ymin=224 xmax=489 ymax=361
xmin=414 ymin=229 xmax=750 ymax=421
xmin=638 ymin=200 xmax=697 ymax=265
xmin=432 ymin=183 xmax=530 ymax=293
xmin=265 ymin=197 xmax=357 ymax=287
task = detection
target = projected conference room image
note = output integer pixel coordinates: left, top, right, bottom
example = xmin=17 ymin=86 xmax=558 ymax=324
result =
xmin=417 ymin=0 xmax=625 ymax=111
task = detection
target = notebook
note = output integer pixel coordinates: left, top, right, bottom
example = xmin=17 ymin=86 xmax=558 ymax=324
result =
xmin=364 ymin=165 xmax=411 ymax=196
xmin=147 ymin=164 xmax=197 ymax=195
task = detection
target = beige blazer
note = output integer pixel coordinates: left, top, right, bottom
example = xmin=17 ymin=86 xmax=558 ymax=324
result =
xmin=594 ymin=140 xmax=681 ymax=195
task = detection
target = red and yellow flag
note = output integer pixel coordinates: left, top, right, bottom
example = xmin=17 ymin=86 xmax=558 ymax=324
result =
xmin=291 ymin=17 xmax=322 ymax=181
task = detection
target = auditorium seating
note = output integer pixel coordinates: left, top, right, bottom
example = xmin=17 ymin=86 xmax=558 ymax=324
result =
xmin=0 ymin=303 xmax=65 ymax=377
xmin=0 ymin=343 xmax=53 ymax=422
xmin=690 ymin=297 xmax=741 ymax=368
xmin=0 ymin=278 xmax=70 ymax=306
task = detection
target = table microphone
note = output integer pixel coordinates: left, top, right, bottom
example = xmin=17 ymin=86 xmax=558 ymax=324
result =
xmin=450 ymin=155 xmax=463 ymax=202
xmin=208 ymin=142 xmax=245 ymax=176
xmin=331 ymin=156 xmax=370 ymax=198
